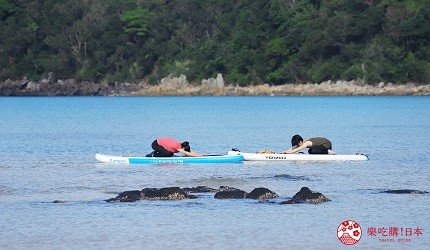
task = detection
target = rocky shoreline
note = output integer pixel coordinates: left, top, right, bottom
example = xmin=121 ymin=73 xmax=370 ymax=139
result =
xmin=1 ymin=74 xmax=429 ymax=96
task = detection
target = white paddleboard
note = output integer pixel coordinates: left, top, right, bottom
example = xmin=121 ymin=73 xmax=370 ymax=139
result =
xmin=227 ymin=151 xmax=368 ymax=161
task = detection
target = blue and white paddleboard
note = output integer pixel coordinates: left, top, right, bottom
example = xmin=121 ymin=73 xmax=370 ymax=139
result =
xmin=95 ymin=153 xmax=244 ymax=164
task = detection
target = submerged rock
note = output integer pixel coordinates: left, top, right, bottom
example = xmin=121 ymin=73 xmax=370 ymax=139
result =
xmin=273 ymin=174 xmax=311 ymax=181
xmin=381 ymin=189 xmax=428 ymax=194
xmin=53 ymin=200 xmax=68 ymax=204
xmin=214 ymin=187 xmax=247 ymax=199
xmin=257 ymin=200 xmax=278 ymax=204
xmin=281 ymin=187 xmax=331 ymax=204
xmin=246 ymin=188 xmax=278 ymax=199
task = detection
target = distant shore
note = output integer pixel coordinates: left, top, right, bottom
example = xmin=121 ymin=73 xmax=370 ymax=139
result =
xmin=1 ymin=75 xmax=429 ymax=96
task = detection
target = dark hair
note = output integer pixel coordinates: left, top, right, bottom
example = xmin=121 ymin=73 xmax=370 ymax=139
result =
xmin=291 ymin=135 xmax=303 ymax=147
xmin=181 ymin=141 xmax=190 ymax=152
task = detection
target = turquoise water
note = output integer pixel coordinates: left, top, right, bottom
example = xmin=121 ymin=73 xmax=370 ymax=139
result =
xmin=0 ymin=96 xmax=429 ymax=249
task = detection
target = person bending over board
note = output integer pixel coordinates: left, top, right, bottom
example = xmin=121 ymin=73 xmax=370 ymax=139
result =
xmin=146 ymin=137 xmax=203 ymax=157
xmin=282 ymin=135 xmax=336 ymax=155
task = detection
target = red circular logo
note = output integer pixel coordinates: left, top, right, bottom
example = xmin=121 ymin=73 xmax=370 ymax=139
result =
xmin=337 ymin=220 xmax=362 ymax=245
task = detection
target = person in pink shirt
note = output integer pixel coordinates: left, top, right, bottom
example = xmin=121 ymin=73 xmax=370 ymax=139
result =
xmin=146 ymin=137 xmax=203 ymax=157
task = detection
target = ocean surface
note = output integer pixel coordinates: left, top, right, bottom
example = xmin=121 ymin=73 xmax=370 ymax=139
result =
xmin=0 ymin=96 xmax=429 ymax=249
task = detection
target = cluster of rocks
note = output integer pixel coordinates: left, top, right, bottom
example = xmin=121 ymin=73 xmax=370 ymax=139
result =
xmin=0 ymin=77 xmax=140 ymax=96
xmin=139 ymin=74 xmax=226 ymax=96
xmin=213 ymin=186 xmax=278 ymax=199
xmin=106 ymin=187 xmax=195 ymax=202
xmin=265 ymin=80 xmax=430 ymax=96
xmin=106 ymin=186 xmax=331 ymax=205
xmin=142 ymin=76 xmax=430 ymax=96
xmin=2 ymin=75 xmax=429 ymax=96
xmin=137 ymin=76 xmax=430 ymax=96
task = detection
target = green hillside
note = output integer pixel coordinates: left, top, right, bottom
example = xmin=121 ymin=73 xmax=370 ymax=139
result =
xmin=1 ymin=0 xmax=429 ymax=85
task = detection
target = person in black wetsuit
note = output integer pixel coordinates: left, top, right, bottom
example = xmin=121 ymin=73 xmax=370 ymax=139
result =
xmin=282 ymin=135 xmax=336 ymax=155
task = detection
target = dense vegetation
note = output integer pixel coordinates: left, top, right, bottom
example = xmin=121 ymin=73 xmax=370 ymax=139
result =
xmin=1 ymin=0 xmax=429 ymax=85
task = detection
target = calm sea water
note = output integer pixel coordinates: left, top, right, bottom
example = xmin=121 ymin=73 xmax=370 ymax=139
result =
xmin=0 ymin=96 xmax=429 ymax=249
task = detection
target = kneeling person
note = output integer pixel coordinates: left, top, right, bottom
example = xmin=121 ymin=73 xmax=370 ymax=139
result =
xmin=146 ymin=137 xmax=203 ymax=157
xmin=282 ymin=135 xmax=335 ymax=155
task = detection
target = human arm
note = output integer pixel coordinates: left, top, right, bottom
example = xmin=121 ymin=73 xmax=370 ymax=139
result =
xmin=281 ymin=145 xmax=298 ymax=154
xmin=281 ymin=141 xmax=312 ymax=154
xmin=177 ymin=148 xmax=204 ymax=157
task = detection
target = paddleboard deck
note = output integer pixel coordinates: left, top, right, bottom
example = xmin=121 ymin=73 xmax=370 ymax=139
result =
xmin=95 ymin=153 xmax=244 ymax=164
xmin=227 ymin=151 xmax=368 ymax=161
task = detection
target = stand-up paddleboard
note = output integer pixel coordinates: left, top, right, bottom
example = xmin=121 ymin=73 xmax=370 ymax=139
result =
xmin=95 ymin=153 xmax=244 ymax=164
xmin=227 ymin=151 xmax=368 ymax=161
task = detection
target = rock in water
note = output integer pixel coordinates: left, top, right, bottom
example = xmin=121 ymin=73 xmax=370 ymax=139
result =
xmin=214 ymin=187 xmax=248 ymax=199
xmin=141 ymin=187 xmax=188 ymax=200
xmin=273 ymin=174 xmax=311 ymax=181
xmin=281 ymin=187 xmax=331 ymax=204
xmin=53 ymin=200 xmax=67 ymax=204
xmin=106 ymin=190 xmax=142 ymax=202
xmin=106 ymin=187 xmax=194 ymax=202
xmin=246 ymin=188 xmax=278 ymax=199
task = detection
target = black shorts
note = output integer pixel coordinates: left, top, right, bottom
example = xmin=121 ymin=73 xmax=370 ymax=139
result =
xmin=308 ymin=144 xmax=331 ymax=154
xmin=151 ymin=140 xmax=174 ymax=157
